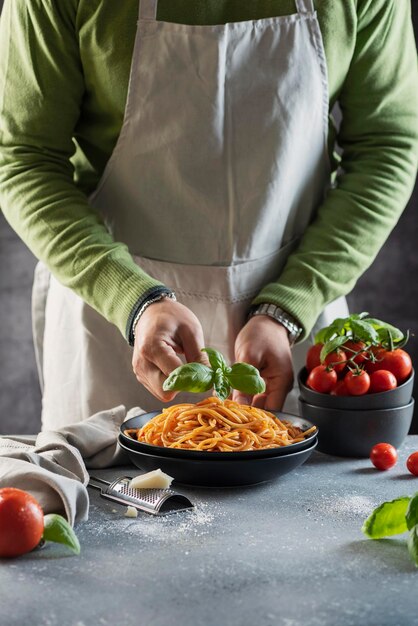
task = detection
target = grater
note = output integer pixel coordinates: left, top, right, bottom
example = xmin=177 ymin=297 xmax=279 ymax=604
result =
xmin=88 ymin=476 xmax=194 ymax=516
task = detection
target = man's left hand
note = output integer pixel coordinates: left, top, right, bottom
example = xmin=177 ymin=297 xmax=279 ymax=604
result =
xmin=232 ymin=315 xmax=294 ymax=410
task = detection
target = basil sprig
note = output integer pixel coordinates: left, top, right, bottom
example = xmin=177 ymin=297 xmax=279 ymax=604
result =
xmin=315 ymin=312 xmax=406 ymax=349
xmin=314 ymin=312 xmax=408 ymax=367
xmin=362 ymin=493 xmax=418 ymax=567
xmin=163 ymin=347 xmax=266 ymax=402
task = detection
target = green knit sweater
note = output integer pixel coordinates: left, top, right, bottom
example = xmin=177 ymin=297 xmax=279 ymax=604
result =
xmin=0 ymin=0 xmax=417 ymax=341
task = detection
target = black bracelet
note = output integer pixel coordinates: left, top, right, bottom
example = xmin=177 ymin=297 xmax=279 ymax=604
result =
xmin=126 ymin=286 xmax=175 ymax=346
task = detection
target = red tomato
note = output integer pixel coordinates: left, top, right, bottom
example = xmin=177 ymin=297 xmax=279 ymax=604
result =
xmin=0 ymin=488 xmax=44 ymax=558
xmin=406 ymin=452 xmax=418 ymax=476
xmin=369 ymin=370 xmax=397 ymax=394
xmin=377 ymin=349 xmax=413 ymax=384
xmin=306 ymin=365 xmax=338 ymax=393
xmin=343 ymin=340 xmax=368 ymax=365
xmin=344 ymin=369 xmax=370 ymax=396
xmin=370 ymin=443 xmax=398 ymax=471
xmin=330 ymin=379 xmax=350 ymax=396
xmin=324 ymin=349 xmax=347 ymax=374
xmin=306 ymin=343 xmax=323 ymax=371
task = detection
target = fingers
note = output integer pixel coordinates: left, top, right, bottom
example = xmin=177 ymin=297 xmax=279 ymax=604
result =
xmin=262 ymin=388 xmax=290 ymax=412
xmin=231 ymin=391 xmax=251 ymax=405
xmin=133 ymin=342 xmax=183 ymax=402
xmin=178 ymin=322 xmax=208 ymax=365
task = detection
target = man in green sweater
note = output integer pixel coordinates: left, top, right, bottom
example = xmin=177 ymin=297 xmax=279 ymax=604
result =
xmin=0 ymin=0 xmax=417 ymax=428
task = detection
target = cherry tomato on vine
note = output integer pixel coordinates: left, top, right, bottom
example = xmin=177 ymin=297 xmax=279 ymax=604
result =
xmin=323 ymin=349 xmax=347 ymax=374
xmin=344 ymin=369 xmax=370 ymax=396
xmin=369 ymin=370 xmax=397 ymax=394
xmin=306 ymin=365 xmax=337 ymax=393
xmin=377 ymin=349 xmax=412 ymax=384
xmin=370 ymin=443 xmax=398 ymax=471
xmin=306 ymin=343 xmax=323 ymax=371
xmin=0 ymin=488 xmax=44 ymax=558
xmin=406 ymin=452 xmax=418 ymax=476
xmin=343 ymin=340 xmax=368 ymax=365
xmin=363 ymin=346 xmax=383 ymax=374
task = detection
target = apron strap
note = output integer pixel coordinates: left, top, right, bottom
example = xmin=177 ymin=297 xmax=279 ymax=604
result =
xmin=139 ymin=0 xmax=158 ymax=21
xmin=295 ymin=0 xmax=315 ymax=13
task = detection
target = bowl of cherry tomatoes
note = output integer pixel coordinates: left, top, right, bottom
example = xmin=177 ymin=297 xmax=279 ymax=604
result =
xmin=298 ymin=362 xmax=414 ymax=410
xmin=297 ymin=313 xmax=415 ymax=457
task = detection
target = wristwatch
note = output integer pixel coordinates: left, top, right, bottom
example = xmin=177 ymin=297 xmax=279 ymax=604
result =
xmin=248 ymin=304 xmax=303 ymax=346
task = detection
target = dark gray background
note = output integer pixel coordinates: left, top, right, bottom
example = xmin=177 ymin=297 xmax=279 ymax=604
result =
xmin=0 ymin=1 xmax=417 ymax=435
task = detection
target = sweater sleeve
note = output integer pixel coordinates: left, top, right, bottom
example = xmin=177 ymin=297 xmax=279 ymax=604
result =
xmin=0 ymin=0 xmax=165 ymax=340
xmin=252 ymin=0 xmax=418 ymax=341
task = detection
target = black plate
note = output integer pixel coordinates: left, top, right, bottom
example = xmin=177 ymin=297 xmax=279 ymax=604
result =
xmin=120 ymin=412 xmax=318 ymax=460
xmin=118 ymin=436 xmax=318 ymax=487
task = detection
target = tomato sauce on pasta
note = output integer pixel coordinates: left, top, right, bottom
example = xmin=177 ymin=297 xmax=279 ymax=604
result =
xmin=125 ymin=397 xmax=316 ymax=452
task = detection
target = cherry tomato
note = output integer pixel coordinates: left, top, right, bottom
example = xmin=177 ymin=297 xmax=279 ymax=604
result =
xmin=406 ymin=452 xmax=418 ymax=476
xmin=377 ymin=349 xmax=412 ymax=384
xmin=370 ymin=443 xmax=398 ymax=471
xmin=0 ymin=488 xmax=44 ymax=558
xmin=306 ymin=365 xmax=338 ymax=393
xmin=369 ymin=370 xmax=397 ymax=394
xmin=344 ymin=369 xmax=370 ymax=396
xmin=343 ymin=340 xmax=368 ymax=365
xmin=323 ymin=349 xmax=347 ymax=374
xmin=330 ymin=379 xmax=350 ymax=396
xmin=306 ymin=343 xmax=323 ymax=371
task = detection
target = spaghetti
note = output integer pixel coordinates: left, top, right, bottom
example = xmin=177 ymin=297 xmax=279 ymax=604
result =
xmin=125 ymin=396 xmax=316 ymax=452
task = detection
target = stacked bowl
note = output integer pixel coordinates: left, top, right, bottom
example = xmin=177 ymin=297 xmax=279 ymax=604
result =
xmin=118 ymin=411 xmax=318 ymax=487
xmin=298 ymin=367 xmax=415 ymax=457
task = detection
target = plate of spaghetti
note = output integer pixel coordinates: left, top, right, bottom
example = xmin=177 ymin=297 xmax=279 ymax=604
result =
xmin=121 ymin=397 xmax=317 ymax=458
xmin=119 ymin=398 xmax=318 ymax=486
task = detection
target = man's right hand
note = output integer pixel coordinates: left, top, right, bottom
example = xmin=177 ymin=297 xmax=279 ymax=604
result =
xmin=132 ymin=299 xmax=207 ymax=401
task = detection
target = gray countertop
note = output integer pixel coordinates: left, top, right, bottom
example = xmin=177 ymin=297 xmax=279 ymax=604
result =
xmin=2 ymin=438 xmax=418 ymax=626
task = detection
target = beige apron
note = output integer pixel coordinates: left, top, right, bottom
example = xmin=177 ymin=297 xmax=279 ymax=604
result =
xmin=33 ymin=0 xmax=348 ymax=430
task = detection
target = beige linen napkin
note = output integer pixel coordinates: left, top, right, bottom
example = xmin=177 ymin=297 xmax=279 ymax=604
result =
xmin=0 ymin=406 xmax=143 ymax=526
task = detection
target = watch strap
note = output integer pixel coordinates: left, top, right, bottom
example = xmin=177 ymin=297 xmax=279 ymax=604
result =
xmin=249 ymin=303 xmax=302 ymax=345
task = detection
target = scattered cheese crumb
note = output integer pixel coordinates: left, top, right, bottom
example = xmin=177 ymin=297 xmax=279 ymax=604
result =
xmin=125 ymin=506 xmax=138 ymax=518
xmin=129 ymin=469 xmax=173 ymax=489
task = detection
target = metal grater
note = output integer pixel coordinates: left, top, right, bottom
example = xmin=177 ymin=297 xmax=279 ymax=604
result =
xmin=88 ymin=476 xmax=194 ymax=516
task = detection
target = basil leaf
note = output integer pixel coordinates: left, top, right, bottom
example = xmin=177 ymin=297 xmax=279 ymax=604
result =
xmin=213 ymin=369 xmax=231 ymax=402
xmin=202 ymin=347 xmax=228 ymax=372
xmin=362 ymin=496 xmax=411 ymax=539
xmin=333 ymin=316 xmax=352 ymax=332
xmin=358 ymin=312 xmax=370 ymax=320
xmin=163 ymin=363 xmax=214 ymax=393
xmin=320 ymin=336 xmax=348 ymax=362
xmin=364 ymin=318 xmax=404 ymax=342
xmin=408 ymin=525 xmax=418 ymax=568
xmin=43 ymin=514 xmax=80 ymax=555
xmin=226 ymin=363 xmax=266 ymax=395
xmin=314 ymin=325 xmax=337 ymax=345
xmin=314 ymin=316 xmax=349 ymax=344
xmin=351 ymin=319 xmax=379 ymax=344
xmin=406 ymin=493 xmax=418 ymax=530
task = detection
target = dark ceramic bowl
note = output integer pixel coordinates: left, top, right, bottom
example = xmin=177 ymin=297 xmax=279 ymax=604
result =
xmin=118 ymin=435 xmax=317 ymax=487
xmin=298 ymin=398 xmax=414 ymax=458
xmin=120 ymin=412 xmax=318 ymax=460
xmin=298 ymin=367 xmax=414 ymax=410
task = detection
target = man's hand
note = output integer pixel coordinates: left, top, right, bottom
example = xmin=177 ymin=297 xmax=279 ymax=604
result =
xmin=232 ymin=315 xmax=294 ymax=410
xmin=132 ymin=299 xmax=207 ymax=401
